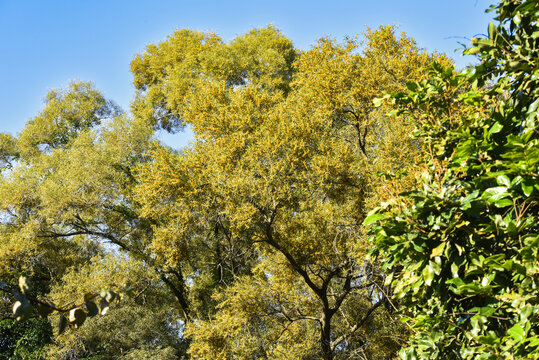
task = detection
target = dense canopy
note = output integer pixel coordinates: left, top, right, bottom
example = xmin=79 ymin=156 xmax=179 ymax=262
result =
xmin=1 ymin=1 xmax=537 ymax=359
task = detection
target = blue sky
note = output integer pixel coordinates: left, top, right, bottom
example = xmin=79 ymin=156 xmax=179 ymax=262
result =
xmin=0 ymin=0 xmax=494 ymax=146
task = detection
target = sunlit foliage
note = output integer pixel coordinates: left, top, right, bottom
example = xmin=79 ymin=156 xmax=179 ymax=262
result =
xmin=135 ymin=25 xmax=447 ymax=359
xmin=368 ymin=0 xmax=539 ymax=358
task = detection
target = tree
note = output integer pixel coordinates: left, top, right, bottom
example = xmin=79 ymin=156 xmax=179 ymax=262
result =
xmin=0 ymin=318 xmax=52 ymax=360
xmin=0 ymin=81 xmax=188 ymax=358
xmin=368 ymin=0 xmax=539 ymax=358
xmin=134 ymin=25 xmax=448 ymax=359
xmin=1 ymin=25 xmax=452 ymax=359
xmin=44 ymin=255 xmax=186 ymax=359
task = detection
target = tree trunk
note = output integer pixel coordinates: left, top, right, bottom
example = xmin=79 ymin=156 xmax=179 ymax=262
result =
xmin=320 ymin=312 xmax=333 ymax=360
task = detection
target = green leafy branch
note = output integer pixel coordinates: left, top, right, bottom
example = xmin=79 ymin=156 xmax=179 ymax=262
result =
xmin=1 ymin=276 xmax=118 ymax=335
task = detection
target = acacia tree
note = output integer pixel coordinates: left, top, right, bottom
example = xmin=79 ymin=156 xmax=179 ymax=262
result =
xmin=134 ymin=25 xmax=448 ymax=359
xmin=368 ymin=0 xmax=539 ymax=358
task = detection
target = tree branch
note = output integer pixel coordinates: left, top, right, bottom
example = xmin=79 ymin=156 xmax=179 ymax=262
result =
xmin=331 ymin=300 xmax=383 ymax=351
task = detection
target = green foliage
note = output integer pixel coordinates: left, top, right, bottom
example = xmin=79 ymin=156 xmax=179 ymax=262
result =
xmin=0 ymin=318 xmax=52 ymax=360
xmin=2 ymin=274 xmax=119 ymax=338
xmin=46 ymin=305 xmax=184 ymax=360
xmin=0 ymin=81 xmax=187 ymax=358
xmin=16 ymin=81 xmax=120 ymax=158
xmin=0 ymin=133 xmax=19 ymax=169
xmin=368 ymin=0 xmax=539 ymax=358
xmin=0 ymin=19 xmax=482 ymax=360
xmin=44 ymin=256 xmax=183 ymax=358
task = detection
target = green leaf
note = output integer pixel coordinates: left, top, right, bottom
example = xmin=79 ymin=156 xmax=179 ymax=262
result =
xmin=373 ymin=96 xmax=387 ymax=107
xmin=478 ymin=331 xmax=500 ymax=345
xmin=430 ymin=259 xmax=442 ymax=275
xmin=384 ymin=272 xmax=394 ymax=286
xmin=69 ymin=308 xmax=87 ymax=328
xmin=451 ymin=263 xmax=460 ymax=278
xmin=496 ymin=175 xmax=510 ymax=187
xmin=521 ymin=178 xmax=534 ymax=196
xmin=422 ymin=264 xmax=435 ymax=286
xmin=482 ymin=186 xmax=508 ymax=202
xmin=18 ymin=276 xmax=30 ymax=294
xmin=526 ymin=336 xmax=539 ymax=347
xmin=13 ymin=300 xmax=32 ymax=321
xmin=99 ymin=298 xmax=110 ymax=315
xmin=520 ymin=304 xmax=533 ymax=320
xmin=467 ymin=46 xmax=481 ymax=55
xmin=85 ymin=300 xmax=99 ymax=317
xmin=475 ymin=306 xmax=496 ymax=316
xmin=406 ymin=81 xmax=418 ymax=92
xmin=508 ymin=324 xmax=525 ymax=342
xmin=515 ymin=1 xmax=537 ymax=13
xmin=488 ymin=122 xmax=503 ymax=137
xmin=488 ymin=22 xmax=496 ymax=39
xmin=101 ymin=290 xmax=116 ymax=303
xmin=363 ymin=213 xmax=386 ymax=226
xmin=431 ymin=242 xmax=446 ymax=258
xmin=58 ymin=314 xmax=67 ymax=335
xmin=495 ymin=198 xmax=513 ymax=208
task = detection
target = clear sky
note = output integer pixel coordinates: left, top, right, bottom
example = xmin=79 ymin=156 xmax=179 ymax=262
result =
xmin=0 ymin=0 xmax=494 ymax=146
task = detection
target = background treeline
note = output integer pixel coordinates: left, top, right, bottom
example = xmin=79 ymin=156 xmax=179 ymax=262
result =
xmin=0 ymin=0 xmax=537 ymax=359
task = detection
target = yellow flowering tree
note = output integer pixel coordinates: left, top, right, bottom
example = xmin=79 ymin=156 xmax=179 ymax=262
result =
xmin=135 ymin=25 xmax=448 ymax=359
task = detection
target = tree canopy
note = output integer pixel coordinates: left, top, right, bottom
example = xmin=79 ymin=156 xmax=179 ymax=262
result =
xmin=3 ymin=1 xmax=537 ymax=359
xmin=133 ymin=24 xmax=446 ymax=360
